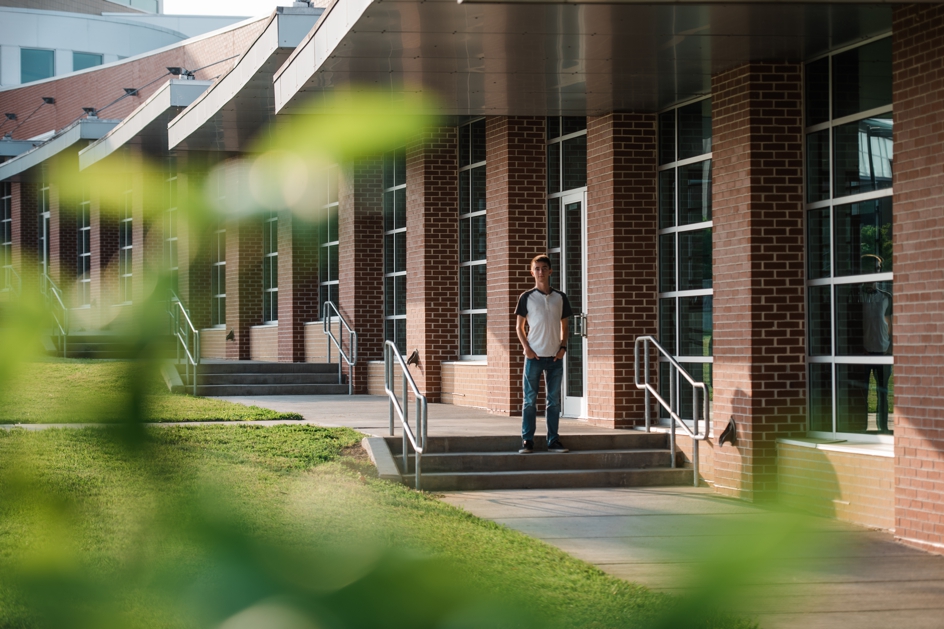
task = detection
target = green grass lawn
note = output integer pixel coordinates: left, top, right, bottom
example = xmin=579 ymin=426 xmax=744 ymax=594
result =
xmin=0 ymin=360 xmax=302 ymax=423
xmin=0 ymin=425 xmax=754 ymax=629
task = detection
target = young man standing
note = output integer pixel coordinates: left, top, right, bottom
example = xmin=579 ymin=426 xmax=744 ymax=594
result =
xmin=514 ymin=255 xmax=572 ymax=453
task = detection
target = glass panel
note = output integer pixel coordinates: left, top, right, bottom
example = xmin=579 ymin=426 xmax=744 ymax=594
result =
xmin=471 ymin=119 xmax=486 ymax=164
xmin=471 ymin=214 xmax=486 ymax=261
xmin=658 ymin=361 xmax=671 ymax=419
xmin=394 ymin=147 xmax=407 ymax=186
xmin=835 ymin=282 xmax=892 ymax=356
xmin=809 ymin=364 xmax=833 ymax=432
xmin=547 ymin=116 xmax=561 ymax=141
xmin=383 ymin=191 xmax=394 ymax=232
xmin=562 ymin=135 xmax=587 ymax=190
xmin=548 ymin=251 xmax=560 ymax=289
xmin=808 ymin=286 xmax=832 ymax=356
xmin=659 ymin=233 xmax=676 ymax=293
xmin=807 ymin=207 xmax=831 ymax=280
xmin=472 ymin=313 xmax=487 ymax=356
xmin=384 ymin=276 xmax=394 ymax=317
xmin=678 ymin=362 xmax=712 ymax=421
xmin=547 ymin=143 xmax=561 ymax=193
xmin=384 ymin=233 xmax=393 ymax=275
xmin=319 ymin=246 xmax=328 ymax=284
xmin=678 ymin=100 xmax=712 ymax=160
xmin=383 ymin=152 xmax=394 ymax=189
xmin=836 ymin=363 xmax=893 ymax=434
xmin=678 ymin=228 xmax=712 ymax=290
xmin=679 ymin=296 xmax=712 ymax=357
xmin=459 ymin=169 xmax=470 ymax=215
xmin=834 ymin=197 xmax=893 ymax=277
xmin=562 ymin=117 xmax=586 ymax=136
xmin=564 ymin=200 xmax=583 ymax=399
xmin=328 ymin=205 xmax=338 ymax=242
xmin=460 ymin=266 xmax=470 ymax=311
xmin=394 ymin=188 xmax=407 ymax=230
xmin=659 ymin=298 xmax=676 ymax=354
xmin=832 ymin=38 xmax=892 ymax=119
xmin=21 ymin=49 xmax=54 ymax=84
xmin=678 ymin=160 xmax=712 ymax=225
xmin=73 ymin=52 xmax=102 ymax=72
xmin=471 ymin=167 xmax=486 ymax=213
xmin=460 ymin=314 xmax=471 ymax=356
xmin=805 ymin=57 xmax=830 ymax=127
xmin=806 ymin=130 xmax=830 ymax=203
xmin=395 ymin=232 xmax=406 ymax=273
xmin=547 ymin=198 xmax=561 ymax=250
xmin=659 ymin=170 xmax=675 ymax=229
xmin=460 ymin=218 xmax=470 ymax=263
xmin=395 ymin=276 xmax=406 ymax=316
xmin=395 ymin=318 xmax=407 ymax=354
xmin=459 ymin=124 xmax=471 ymax=168
xmin=328 ymin=245 xmax=338 ymax=282
xmin=833 ymin=115 xmax=893 ymax=199
xmin=659 ymin=110 xmax=676 ymax=165
xmin=385 ymin=319 xmax=394 ymax=345
xmin=472 ymin=263 xmax=487 ymax=310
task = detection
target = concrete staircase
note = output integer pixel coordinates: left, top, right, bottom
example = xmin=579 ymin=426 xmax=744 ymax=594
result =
xmin=372 ymin=433 xmax=692 ymax=491
xmin=47 ymin=331 xmax=150 ymax=359
xmin=177 ymin=360 xmax=348 ymax=396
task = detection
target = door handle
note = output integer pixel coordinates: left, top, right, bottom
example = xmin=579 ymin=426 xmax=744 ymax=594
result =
xmin=573 ymin=313 xmax=588 ymax=337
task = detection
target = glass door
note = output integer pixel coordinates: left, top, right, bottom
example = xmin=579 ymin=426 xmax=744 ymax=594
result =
xmin=561 ymin=191 xmax=587 ymax=418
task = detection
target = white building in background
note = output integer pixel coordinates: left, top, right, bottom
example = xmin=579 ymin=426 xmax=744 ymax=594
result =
xmin=0 ymin=0 xmax=248 ymax=87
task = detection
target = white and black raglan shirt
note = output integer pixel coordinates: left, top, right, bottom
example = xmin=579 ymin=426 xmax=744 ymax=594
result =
xmin=515 ymin=288 xmax=573 ymax=357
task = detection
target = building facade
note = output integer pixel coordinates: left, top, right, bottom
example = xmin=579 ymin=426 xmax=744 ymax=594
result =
xmin=2 ymin=1 xmax=944 ymax=555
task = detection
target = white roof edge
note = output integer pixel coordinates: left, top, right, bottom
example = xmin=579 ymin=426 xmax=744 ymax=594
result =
xmin=0 ymin=119 xmax=118 ymax=181
xmin=79 ymin=80 xmax=212 ymax=170
xmin=273 ymin=0 xmax=373 ymax=113
xmin=0 ymin=13 xmax=270 ymax=94
xmin=167 ymin=9 xmax=321 ymax=150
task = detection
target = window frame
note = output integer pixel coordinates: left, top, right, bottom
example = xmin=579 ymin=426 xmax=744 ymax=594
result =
xmin=458 ymin=117 xmax=487 ymax=360
xmin=383 ymin=147 xmax=408 ymax=354
xmin=262 ymin=210 xmax=278 ymax=324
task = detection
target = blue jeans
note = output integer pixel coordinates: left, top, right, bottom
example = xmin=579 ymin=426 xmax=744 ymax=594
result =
xmin=522 ymin=357 xmax=563 ymax=443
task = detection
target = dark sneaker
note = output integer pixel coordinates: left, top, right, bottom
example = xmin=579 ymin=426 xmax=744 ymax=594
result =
xmin=547 ymin=439 xmax=569 ymax=453
xmin=518 ymin=440 xmax=534 ymax=454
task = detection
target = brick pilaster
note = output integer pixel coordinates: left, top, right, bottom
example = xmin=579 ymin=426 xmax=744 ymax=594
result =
xmin=277 ymin=210 xmax=318 ymax=362
xmin=89 ymin=179 xmax=119 ymax=328
xmin=48 ymin=183 xmax=78 ymax=293
xmin=338 ymin=156 xmax=384 ymax=393
xmin=403 ymin=127 xmax=460 ymax=402
xmin=485 ymin=116 xmax=547 ymax=415
xmin=224 ymin=209 xmax=263 ymax=360
xmin=711 ymin=63 xmax=806 ymax=501
xmin=131 ymin=155 xmax=161 ymax=319
xmin=175 ymin=159 xmax=212 ymax=330
xmin=892 ymin=4 xmax=944 ymax=555
xmin=585 ymin=113 xmax=658 ymax=428
xmin=10 ymin=181 xmax=39 ymax=295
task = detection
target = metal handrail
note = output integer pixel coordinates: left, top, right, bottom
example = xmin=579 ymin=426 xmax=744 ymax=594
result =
xmin=167 ymin=290 xmax=200 ymax=396
xmin=634 ymin=335 xmax=710 ymax=487
xmin=2 ymin=266 xmax=21 ymax=296
xmin=384 ymin=340 xmax=427 ymax=490
xmin=322 ymin=301 xmax=357 ymax=395
xmin=40 ymin=273 xmax=68 ymax=357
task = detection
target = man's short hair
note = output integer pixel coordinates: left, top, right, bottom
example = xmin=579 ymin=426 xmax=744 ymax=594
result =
xmin=531 ymin=254 xmax=552 ymax=269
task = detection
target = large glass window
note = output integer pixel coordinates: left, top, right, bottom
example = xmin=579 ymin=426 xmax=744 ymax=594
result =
xmin=118 ymin=185 xmax=133 ymax=304
xmin=1 ymin=183 xmax=11 ymax=291
xmin=459 ymin=118 xmax=487 ymax=358
xmin=384 ymin=148 xmax=407 ymax=354
xmin=805 ymin=36 xmax=894 ymax=437
xmin=318 ymin=166 xmax=340 ymax=315
xmin=21 ymin=49 xmax=54 ymax=84
xmin=262 ymin=211 xmax=278 ymax=323
xmin=164 ymin=155 xmax=178 ymax=297
xmin=73 ymin=52 xmax=103 ymax=72
xmin=210 ymin=168 xmax=226 ymax=327
xmin=658 ymin=98 xmax=713 ymax=420
xmin=77 ymin=184 xmax=91 ymax=307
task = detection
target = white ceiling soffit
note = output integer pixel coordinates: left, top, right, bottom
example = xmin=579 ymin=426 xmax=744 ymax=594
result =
xmin=167 ymin=6 xmax=323 ymax=152
xmin=273 ymin=0 xmax=892 ymax=116
xmin=0 ymin=139 xmax=43 ymax=158
xmin=0 ymin=118 xmax=118 ymax=182
xmin=79 ymin=80 xmax=212 ymax=170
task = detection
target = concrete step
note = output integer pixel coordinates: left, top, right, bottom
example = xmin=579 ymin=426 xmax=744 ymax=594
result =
xmin=402 ymin=449 xmax=674 ymax=474
xmin=195 ymin=383 xmax=349 ymax=396
xmin=184 ymin=361 xmax=339 ymax=375
xmin=186 ymin=373 xmax=341 ymax=386
xmin=414 ymin=468 xmax=694 ymax=491
xmin=384 ymin=433 xmax=670 ymax=453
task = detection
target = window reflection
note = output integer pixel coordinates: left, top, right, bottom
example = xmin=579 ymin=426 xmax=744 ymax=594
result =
xmin=835 ymin=281 xmax=892 ymax=356
xmin=833 ymin=115 xmax=893 ymax=198
xmin=679 ymin=161 xmax=712 ymax=225
xmin=836 ymin=363 xmax=893 ymax=434
xmin=834 ymin=198 xmax=892 ymax=276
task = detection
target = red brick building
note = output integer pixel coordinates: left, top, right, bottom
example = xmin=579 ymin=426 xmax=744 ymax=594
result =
xmin=3 ymin=2 xmax=944 ymax=554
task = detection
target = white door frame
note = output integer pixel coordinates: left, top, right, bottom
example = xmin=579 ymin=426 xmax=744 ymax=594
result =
xmin=561 ymin=189 xmax=587 ymax=419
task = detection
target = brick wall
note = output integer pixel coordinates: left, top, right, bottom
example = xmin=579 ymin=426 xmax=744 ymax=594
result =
xmin=90 ymin=179 xmax=118 ymax=327
xmin=10 ymin=181 xmax=39 ymax=294
xmin=304 ymin=320 xmax=341 ymax=363
xmin=225 ymin=211 xmax=263 ymax=360
xmin=176 ymin=154 xmax=212 ymax=330
xmin=250 ymin=324 xmax=279 ymax=361
xmin=442 ymin=361 xmax=489 ymax=409
xmin=585 ymin=113 xmax=658 ymax=428
xmin=711 ymin=63 xmax=806 ymax=501
xmin=338 ymin=156 xmax=384 ymax=392
xmin=48 ymin=182 xmax=77 ymax=291
xmin=779 ymin=443 xmax=895 ymax=531
xmin=405 ymin=126 xmax=459 ymax=402
xmin=200 ymin=327 xmax=226 ymax=359
xmin=485 ymin=116 xmax=547 ymax=415
xmin=891 ymin=3 xmax=944 ymax=555
xmin=277 ymin=210 xmax=318 ymax=362
xmin=130 ymin=152 xmax=161 ymax=321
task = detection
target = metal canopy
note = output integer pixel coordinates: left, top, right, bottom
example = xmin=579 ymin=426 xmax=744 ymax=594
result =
xmin=0 ymin=118 xmax=118 ymax=182
xmin=79 ymin=80 xmax=212 ymax=170
xmin=168 ymin=6 xmax=323 ymax=152
xmin=274 ymin=0 xmax=891 ymax=116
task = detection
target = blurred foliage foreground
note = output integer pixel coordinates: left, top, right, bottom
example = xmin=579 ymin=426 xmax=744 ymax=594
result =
xmin=0 ymin=424 xmax=751 ymax=629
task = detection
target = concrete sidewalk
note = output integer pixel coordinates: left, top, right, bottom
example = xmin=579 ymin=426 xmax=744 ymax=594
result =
xmin=217 ymin=395 xmax=944 ymax=629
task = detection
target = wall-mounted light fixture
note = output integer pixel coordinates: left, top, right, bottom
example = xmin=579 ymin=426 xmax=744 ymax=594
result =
xmin=41 ymin=97 xmax=56 ymax=105
xmin=123 ymin=88 xmax=138 ymax=96
xmin=82 ymin=107 xmax=97 ymax=118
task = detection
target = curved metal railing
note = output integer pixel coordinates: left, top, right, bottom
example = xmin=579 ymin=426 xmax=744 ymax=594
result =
xmin=634 ymin=335 xmax=710 ymax=487
xmin=167 ymin=291 xmax=200 ymax=395
xmin=384 ymin=340 xmax=427 ymax=490
xmin=2 ymin=266 xmax=21 ymax=296
xmin=322 ymin=301 xmax=357 ymax=395
xmin=41 ymin=273 xmax=68 ymax=357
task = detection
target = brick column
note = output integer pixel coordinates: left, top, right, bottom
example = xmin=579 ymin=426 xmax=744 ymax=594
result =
xmin=338 ymin=156 xmax=384 ymax=393
xmin=10 ymin=181 xmax=39 ymax=295
xmin=89 ymin=181 xmax=119 ymax=328
xmin=224 ymin=213 xmax=263 ymax=360
xmin=711 ymin=64 xmax=806 ymax=501
xmin=131 ymin=158 xmax=161 ymax=317
xmin=48 ymin=183 xmax=78 ymax=292
xmin=892 ymin=3 xmax=944 ymax=554
xmin=175 ymin=160 xmax=212 ymax=330
xmin=585 ymin=113 xmax=658 ymax=428
xmin=485 ymin=116 xmax=547 ymax=415
xmin=277 ymin=210 xmax=318 ymax=362
xmin=405 ymin=127 xmax=459 ymax=402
